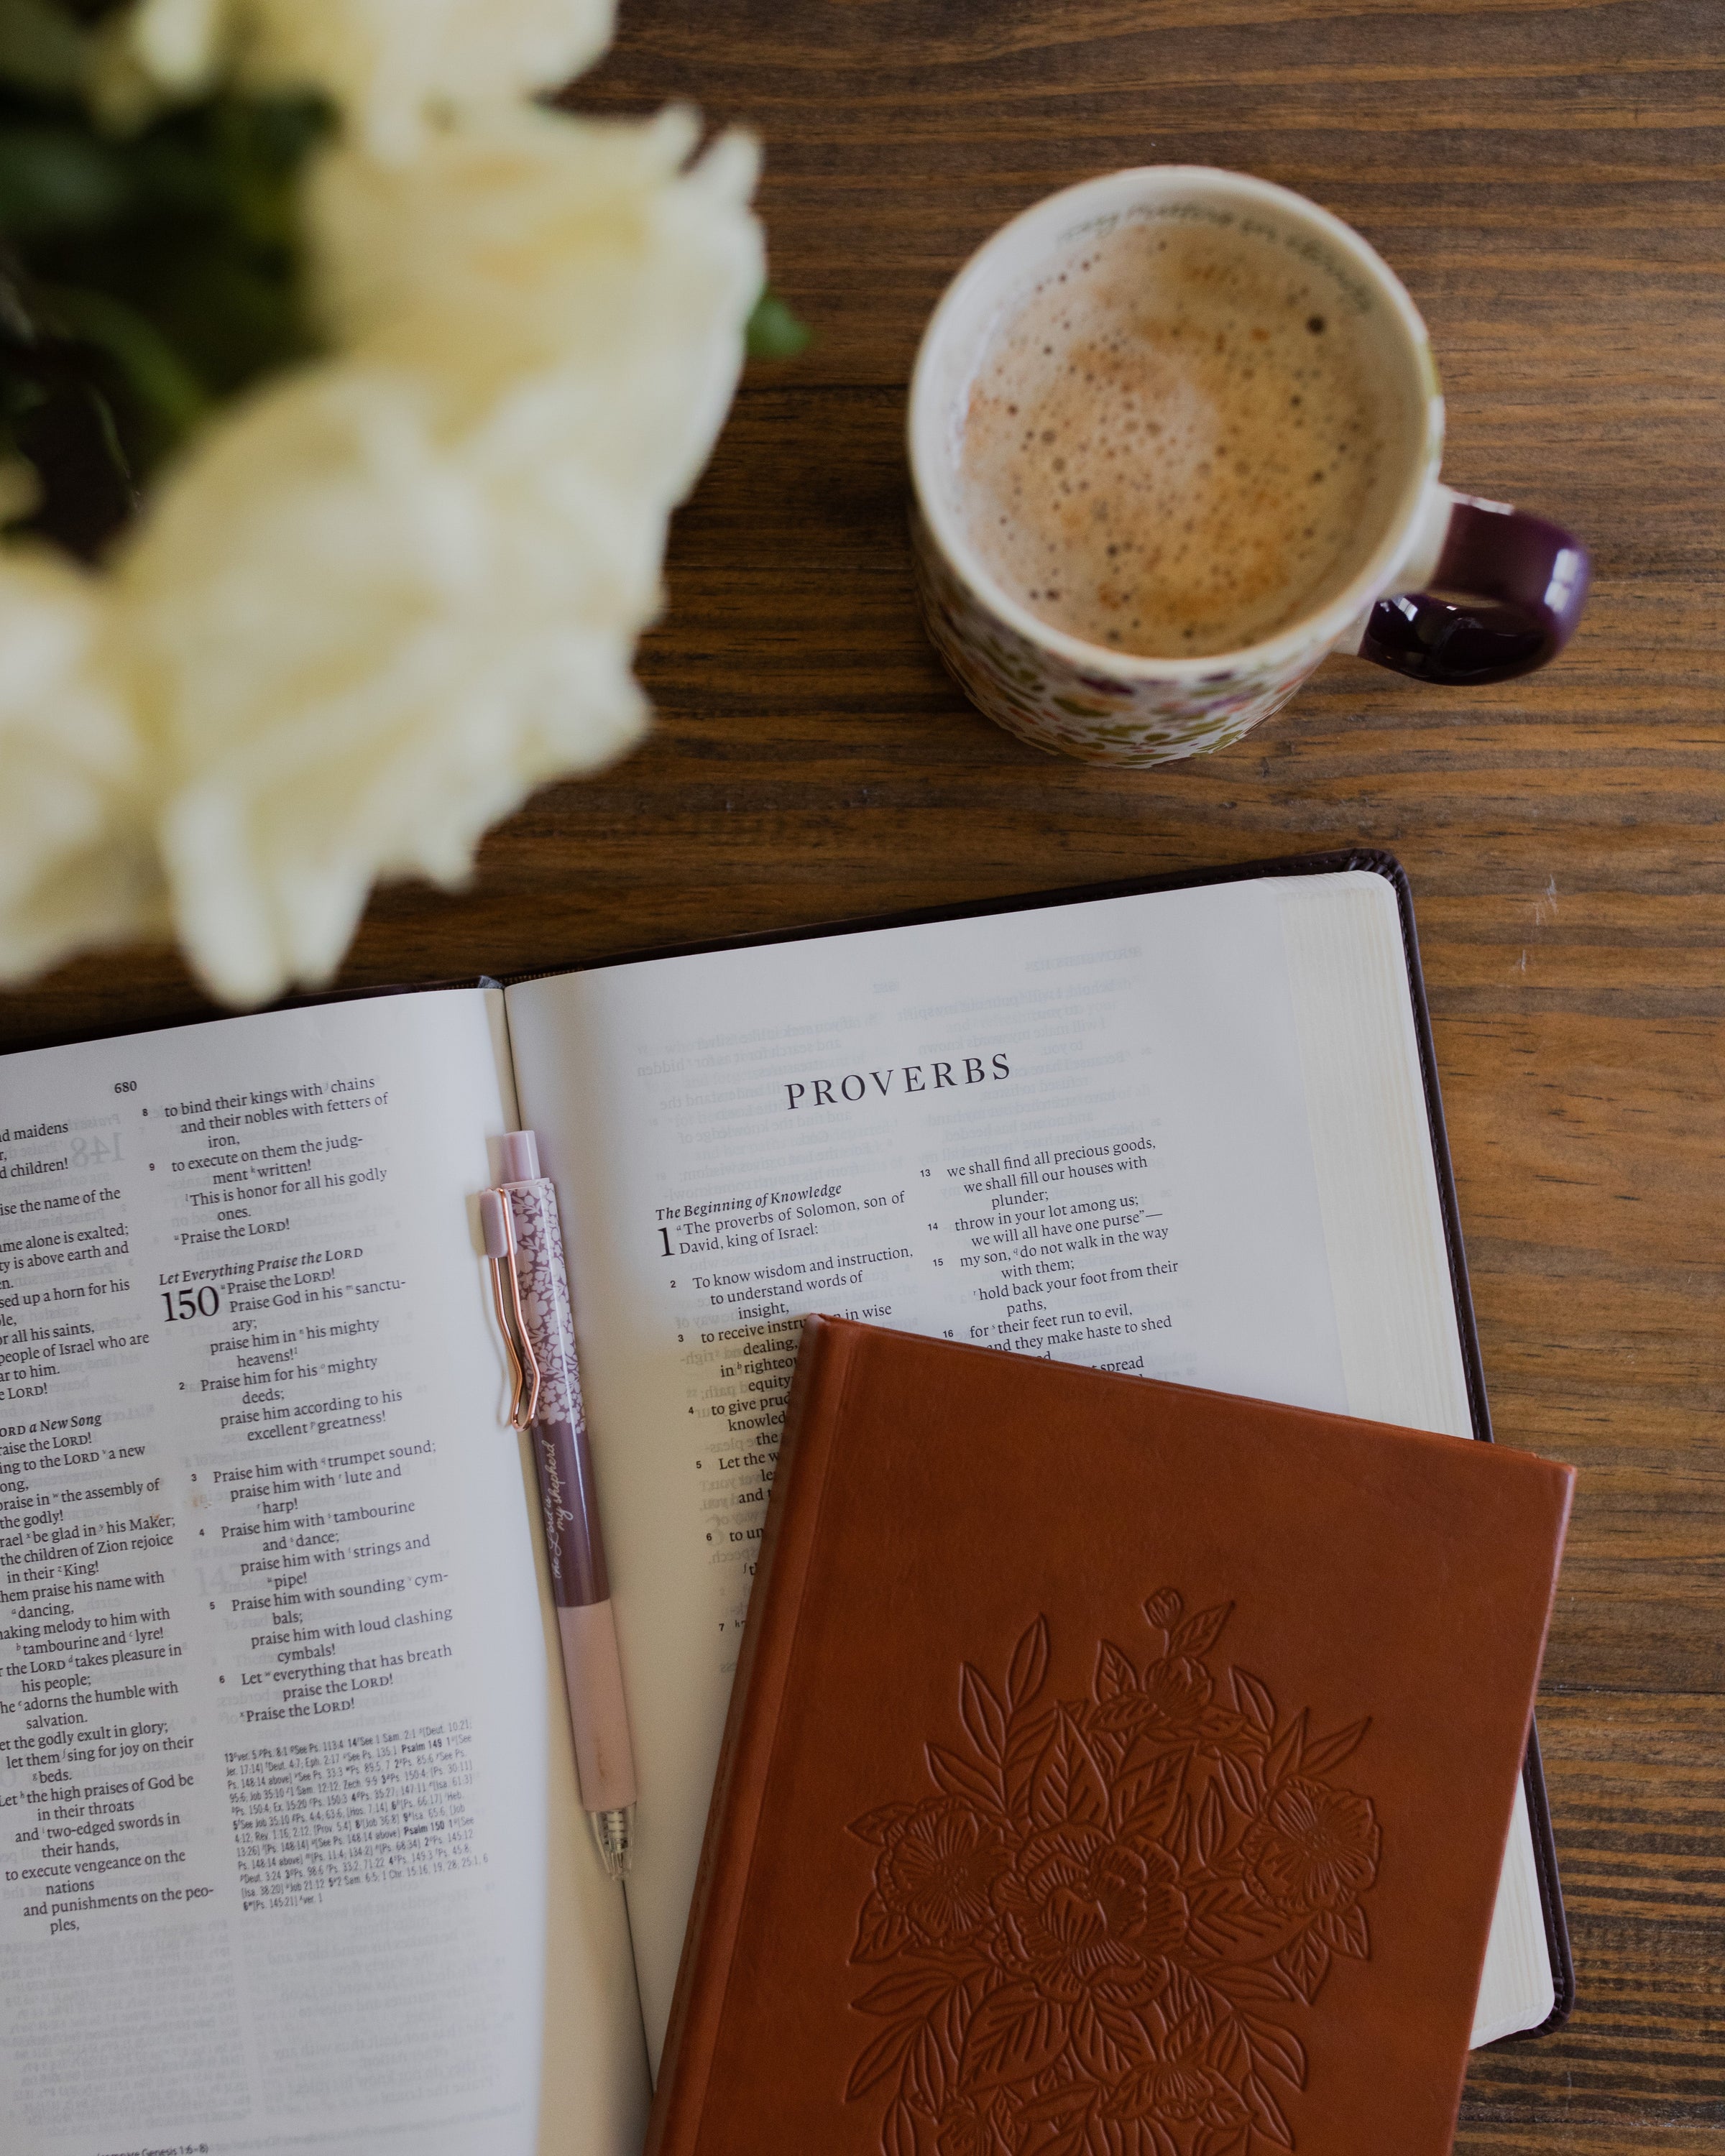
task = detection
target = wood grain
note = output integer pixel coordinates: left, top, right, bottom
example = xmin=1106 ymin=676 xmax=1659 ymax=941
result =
xmin=1 ymin=0 xmax=1721 ymax=2142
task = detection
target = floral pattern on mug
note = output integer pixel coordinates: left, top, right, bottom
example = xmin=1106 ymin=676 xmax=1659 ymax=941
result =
xmin=911 ymin=513 xmax=1324 ymax=769
xmin=845 ymin=1587 xmax=1381 ymax=2155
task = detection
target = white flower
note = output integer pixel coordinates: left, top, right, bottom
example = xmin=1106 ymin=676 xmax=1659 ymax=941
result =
xmin=104 ymin=0 xmax=615 ymax=155
xmin=119 ymin=361 xmax=644 ymax=1008
xmin=309 ymin=102 xmax=763 ymax=502
xmin=0 ymin=551 xmax=165 ymax=985
xmin=239 ymin=0 xmax=617 ymax=160
xmin=126 ymin=0 xmax=227 ymax=92
xmin=118 ymin=111 xmax=763 ymax=1008
xmin=6 ymin=24 xmax=765 ymax=1005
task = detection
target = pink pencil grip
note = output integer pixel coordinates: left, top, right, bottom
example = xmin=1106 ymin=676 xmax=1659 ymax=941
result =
xmin=558 ymin=1602 xmax=638 ymax=1810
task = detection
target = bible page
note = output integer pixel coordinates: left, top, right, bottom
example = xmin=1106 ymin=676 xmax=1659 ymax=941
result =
xmin=507 ymin=879 xmax=1353 ymax=2060
xmin=0 ymin=991 xmax=645 ymax=2156
xmin=1271 ymin=870 xmax=1554 ymax=2046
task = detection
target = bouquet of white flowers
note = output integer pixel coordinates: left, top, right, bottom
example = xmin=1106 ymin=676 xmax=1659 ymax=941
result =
xmin=0 ymin=0 xmax=777 ymax=1005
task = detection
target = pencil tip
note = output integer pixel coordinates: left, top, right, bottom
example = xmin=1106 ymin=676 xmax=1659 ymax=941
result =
xmin=592 ymin=1807 xmax=633 ymax=1880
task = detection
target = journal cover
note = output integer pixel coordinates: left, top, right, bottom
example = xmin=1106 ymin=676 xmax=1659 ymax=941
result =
xmin=648 ymin=1319 xmax=1574 ymax=2156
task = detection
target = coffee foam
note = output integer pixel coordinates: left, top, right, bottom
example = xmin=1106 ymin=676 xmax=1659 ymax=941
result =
xmin=957 ymin=220 xmax=1388 ymax=658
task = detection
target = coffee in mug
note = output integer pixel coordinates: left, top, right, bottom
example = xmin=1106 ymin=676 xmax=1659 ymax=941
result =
xmin=958 ymin=221 xmax=1388 ymax=659
xmin=908 ymin=167 xmax=1590 ymax=766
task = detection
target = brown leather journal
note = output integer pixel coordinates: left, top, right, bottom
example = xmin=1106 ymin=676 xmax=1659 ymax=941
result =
xmin=648 ymin=1319 xmax=1574 ymax=2156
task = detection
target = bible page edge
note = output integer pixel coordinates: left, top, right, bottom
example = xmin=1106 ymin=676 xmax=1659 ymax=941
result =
xmin=1271 ymin=871 xmax=1555 ymax=2047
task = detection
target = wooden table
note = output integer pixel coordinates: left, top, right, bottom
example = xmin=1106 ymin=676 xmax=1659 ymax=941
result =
xmin=4 ymin=1 xmax=1721 ymax=2144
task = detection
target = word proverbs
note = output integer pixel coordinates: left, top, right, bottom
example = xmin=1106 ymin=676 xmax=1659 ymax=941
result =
xmin=785 ymin=1054 xmax=1010 ymax=1112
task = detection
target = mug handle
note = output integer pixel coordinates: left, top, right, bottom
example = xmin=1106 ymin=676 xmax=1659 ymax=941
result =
xmin=1358 ymin=491 xmax=1590 ymax=686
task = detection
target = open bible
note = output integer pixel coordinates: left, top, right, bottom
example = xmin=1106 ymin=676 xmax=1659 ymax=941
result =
xmin=0 ymin=853 xmax=1569 ymax=2156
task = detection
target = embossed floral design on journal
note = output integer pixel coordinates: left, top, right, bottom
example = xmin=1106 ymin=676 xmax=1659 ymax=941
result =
xmin=845 ymin=1589 xmax=1381 ymax=2156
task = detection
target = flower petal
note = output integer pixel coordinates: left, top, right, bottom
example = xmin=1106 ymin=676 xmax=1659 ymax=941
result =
xmin=237 ymin=0 xmax=618 ymax=160
xmin=0 ymin=550 xmax=163 ymax=984
xmin=119 ymin=109 xmax=760 ymax=1007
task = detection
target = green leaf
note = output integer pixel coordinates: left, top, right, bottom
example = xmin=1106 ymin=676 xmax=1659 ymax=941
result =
xmin=745 ymin=285 xmax=810 ymax=360
xmin=0 ymin=126 xmax=129 ymax=236
xmin=0 ymin=365 xmax=139 ymax=557
xmin=1 ymin=86 xmax=334 ymax=492
xmin=40 ymin=280 xmax=208 ymax=434
xmin=0 ymin=0 xmax=90 ymax=97
xmin=212 ymin=92 xmax=334 ymax=249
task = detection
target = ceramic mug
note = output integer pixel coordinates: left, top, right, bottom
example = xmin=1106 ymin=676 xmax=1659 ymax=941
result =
xmin=908 ymin=166 xmax=1590 ymax=767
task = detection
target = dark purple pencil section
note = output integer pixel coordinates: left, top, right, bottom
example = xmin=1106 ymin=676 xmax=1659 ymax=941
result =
xmin=534 ymin=1418 xmax=610 ymax=1608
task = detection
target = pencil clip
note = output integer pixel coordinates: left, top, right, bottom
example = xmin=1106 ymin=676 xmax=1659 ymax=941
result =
xmin=479 ymin=1189 xmax=541 ymax=1429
